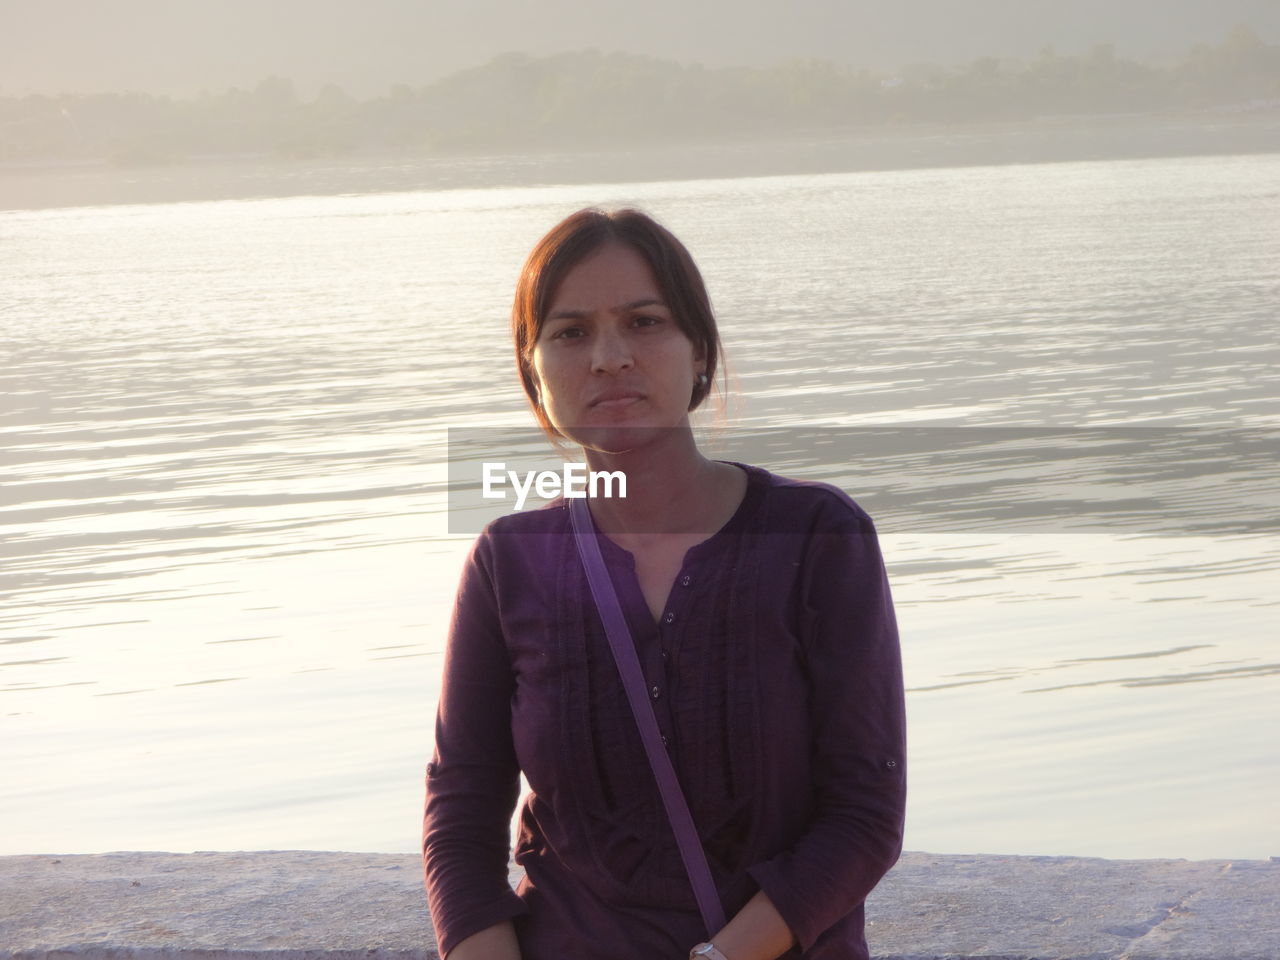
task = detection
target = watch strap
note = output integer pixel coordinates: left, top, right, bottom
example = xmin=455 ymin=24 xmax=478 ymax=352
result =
xmin=690 ymin=943 xmax=730 ymax=960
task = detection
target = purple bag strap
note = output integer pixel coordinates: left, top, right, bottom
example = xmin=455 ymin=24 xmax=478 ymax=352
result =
xmin=569 ymin=495 xmax=727 ymax=936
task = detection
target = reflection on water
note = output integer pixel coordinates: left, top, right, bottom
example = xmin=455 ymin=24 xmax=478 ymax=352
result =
xmin=1028 ymin=662 xmax=1280 ymax=692
xmin=1 ymin=153 xmax=1278 ymax=859
xmin=909 ymin=643 xmax=1274 ymax=693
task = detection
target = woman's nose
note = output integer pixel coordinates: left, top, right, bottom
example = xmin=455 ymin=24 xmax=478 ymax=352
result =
xmin=590 ymin=327 xmax=633 ymax=374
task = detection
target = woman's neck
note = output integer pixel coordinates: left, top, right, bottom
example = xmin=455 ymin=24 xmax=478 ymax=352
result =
xmin=578 ymin=429 xmax=738 ymax=541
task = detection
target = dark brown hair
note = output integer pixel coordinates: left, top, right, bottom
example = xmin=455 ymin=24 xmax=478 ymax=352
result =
xmin=512 ymin=207 xmax=723 ymax=438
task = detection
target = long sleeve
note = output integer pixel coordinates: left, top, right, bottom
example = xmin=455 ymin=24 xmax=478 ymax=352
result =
xmin=422 ymin=533 xmax=528 ymax=958
xmin=746 ymin=506 xmax=906 ymax=953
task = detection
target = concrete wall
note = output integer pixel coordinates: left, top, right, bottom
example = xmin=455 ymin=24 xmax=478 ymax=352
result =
xmin=2 ymin=850 xmax=1276 ymax=959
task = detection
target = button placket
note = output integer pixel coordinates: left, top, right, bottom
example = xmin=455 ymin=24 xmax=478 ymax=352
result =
xmin=649 ymin=565 xmax=689 ymax=756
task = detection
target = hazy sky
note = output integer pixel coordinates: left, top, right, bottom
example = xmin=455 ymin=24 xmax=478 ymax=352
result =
xmin=4 ymin=0 xmax=1278 ymax=98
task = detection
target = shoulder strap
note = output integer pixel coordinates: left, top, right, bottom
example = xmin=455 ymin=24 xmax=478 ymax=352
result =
xmin=568 ymin=496 xmax=727 ymax=936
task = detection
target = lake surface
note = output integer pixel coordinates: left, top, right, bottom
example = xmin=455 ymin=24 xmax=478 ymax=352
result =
xmin=2 ymin=152 xmax=1278 ymax=860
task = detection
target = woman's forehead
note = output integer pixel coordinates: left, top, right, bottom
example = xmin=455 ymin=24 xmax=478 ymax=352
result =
xmin=548 ymin=242 xmax=665 ymax=313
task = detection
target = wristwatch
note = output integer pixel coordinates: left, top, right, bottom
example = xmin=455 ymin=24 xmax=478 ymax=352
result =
xmin=689 ymin=943 xmax=730 ymax=960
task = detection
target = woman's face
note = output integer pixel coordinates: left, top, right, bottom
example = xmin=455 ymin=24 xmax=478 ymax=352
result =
xmin=531 ymin=241 xmax=704 ymax=452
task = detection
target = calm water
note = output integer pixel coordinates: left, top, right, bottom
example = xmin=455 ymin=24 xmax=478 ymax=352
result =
xmin=2 ymin=153 xmax=1278 ymax=860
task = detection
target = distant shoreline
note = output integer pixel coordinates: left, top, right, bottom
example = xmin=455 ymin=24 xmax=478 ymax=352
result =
xmin=3 ymin=109 xmax=1277 ymax=212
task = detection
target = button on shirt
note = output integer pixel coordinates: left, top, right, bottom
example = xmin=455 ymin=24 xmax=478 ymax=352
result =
xmin=422 ymin=462 xmax=906 ymax=960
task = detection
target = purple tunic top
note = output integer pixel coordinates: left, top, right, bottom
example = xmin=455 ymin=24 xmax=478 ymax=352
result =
xmin=422 ymin=462 xmax=906 ymax=959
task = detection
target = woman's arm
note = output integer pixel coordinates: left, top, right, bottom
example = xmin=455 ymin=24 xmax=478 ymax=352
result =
xmin=423 ymin=533 xmax=528 ymax=957
xmin=742 ymin=504 xmax=907 ymax=954
xmin=445 ymin=919 xmax=521 ymax=960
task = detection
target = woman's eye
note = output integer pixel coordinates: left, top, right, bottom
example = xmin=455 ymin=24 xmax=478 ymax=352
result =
xmin=633 ymin=315 xmax=661 ymax=328
xmin=551 ymin=326 xmax=585 ymax=340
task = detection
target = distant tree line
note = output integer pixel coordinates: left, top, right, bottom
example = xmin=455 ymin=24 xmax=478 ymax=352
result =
xmin=1 ymin=26 xmax=1276 ymax=165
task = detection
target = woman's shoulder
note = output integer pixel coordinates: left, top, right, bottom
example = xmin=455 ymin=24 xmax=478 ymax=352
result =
xmin=453 ymin=504 xmax=570 ymax=606
xmin=736 ymin=461 xmax=877 ymax=535
xmin=468 ymin=500 xmax=571 ymax=569
xmin=481 ymin=499 xmax=570 ymax=537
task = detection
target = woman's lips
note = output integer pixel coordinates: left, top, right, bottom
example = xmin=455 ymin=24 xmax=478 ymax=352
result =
xmin=592 ymin=395 xmax=644 ymax=409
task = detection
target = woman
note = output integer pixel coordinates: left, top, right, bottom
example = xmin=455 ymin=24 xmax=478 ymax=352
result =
xmin=423 ymin=208 xmax=906 ymax=960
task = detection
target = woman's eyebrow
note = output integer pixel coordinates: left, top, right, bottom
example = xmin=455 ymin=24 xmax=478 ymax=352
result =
xmin=620 ymin=298 xmax=667 ymax=312
xmin=546 ymin=298 xmax=668 ymax=321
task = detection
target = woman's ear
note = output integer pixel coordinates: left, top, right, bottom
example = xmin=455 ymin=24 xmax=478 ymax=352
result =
xmin=694 ymin=340 xmax=707 ymax=364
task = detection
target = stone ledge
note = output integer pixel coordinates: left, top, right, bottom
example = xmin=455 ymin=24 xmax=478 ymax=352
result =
xmin=1 ymin=850 xmax=1276 ymax=959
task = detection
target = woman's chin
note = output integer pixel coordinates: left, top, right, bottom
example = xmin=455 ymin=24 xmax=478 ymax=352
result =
xmin=559 ymin=423 xmax=674 ymax=456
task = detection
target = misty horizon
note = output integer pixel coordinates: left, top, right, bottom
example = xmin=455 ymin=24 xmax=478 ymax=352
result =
xmin=6 ymin=26 xmax=1280 ymax=102
xmin=3 ymin=27 xmax=1277 ymax=176
xmin=4 ymin=0 xmax=1280 ymax=99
